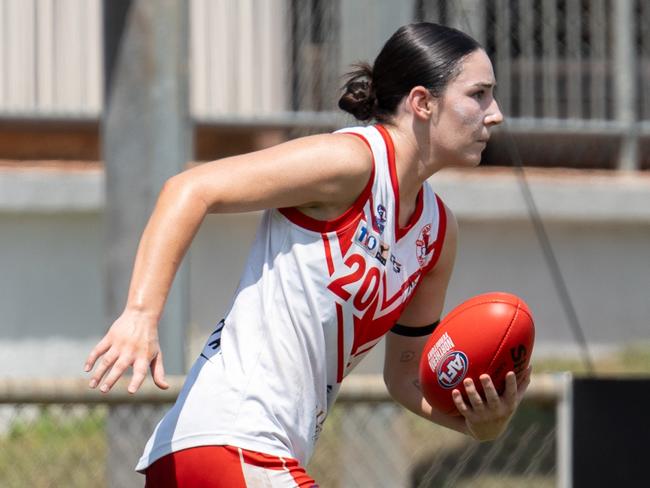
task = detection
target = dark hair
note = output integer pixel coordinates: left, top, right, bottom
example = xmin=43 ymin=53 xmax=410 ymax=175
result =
xmin=338 ymin=22 xmax=481 ymax=122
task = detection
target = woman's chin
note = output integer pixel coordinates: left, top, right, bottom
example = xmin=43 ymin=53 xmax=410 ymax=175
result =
xmin=437 ymin=150 xmax=483 ymax=169
xmin=455 ymin=153 xmax=483 ymax=168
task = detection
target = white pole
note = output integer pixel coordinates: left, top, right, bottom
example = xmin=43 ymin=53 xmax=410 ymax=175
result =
xmin=613 ymin=0 xmax=639 ymax=171
xmin=556 ymin=372 xmax=573 ymax=488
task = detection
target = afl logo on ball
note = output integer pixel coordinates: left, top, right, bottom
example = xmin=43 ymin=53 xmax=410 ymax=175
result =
xmin=436 ymin=351 xmax=469 ymax=389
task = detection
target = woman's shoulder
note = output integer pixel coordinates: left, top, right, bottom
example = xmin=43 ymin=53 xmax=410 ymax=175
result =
xmin=286 ymin=129 xmax=374 ymax=180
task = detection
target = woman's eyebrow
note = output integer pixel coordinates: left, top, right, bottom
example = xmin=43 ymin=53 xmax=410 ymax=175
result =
xmin=471 ymin=81 xmax=497 ymax=89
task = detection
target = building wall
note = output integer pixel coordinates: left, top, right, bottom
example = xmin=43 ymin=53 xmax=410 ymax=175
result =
xmin=1 ymin=166 xmax=649 ymax=376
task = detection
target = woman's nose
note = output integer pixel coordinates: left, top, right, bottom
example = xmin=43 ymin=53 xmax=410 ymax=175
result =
xmin=485 ymin=99 xmax=504 ymax=126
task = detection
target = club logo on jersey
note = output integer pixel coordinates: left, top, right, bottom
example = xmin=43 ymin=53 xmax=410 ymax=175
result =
xmin=416 ymin=223 xmax=434 ymax=267
xmin=374 ymin=204 xmax=387 ymax=234
xmin=355 ymin=222 xmax=390 ymax=265
xmin=437 ymin=351 xmax=469 ymax=389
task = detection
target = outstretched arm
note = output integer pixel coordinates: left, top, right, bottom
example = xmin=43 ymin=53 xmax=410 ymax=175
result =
xmin=85 ymin=133 xmax=373 ymax=394
xmin=383 ymin=204 xmax=530 ymax=440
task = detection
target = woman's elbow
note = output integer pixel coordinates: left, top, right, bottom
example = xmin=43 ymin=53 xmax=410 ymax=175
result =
xmin=383 ymin=369 xmax=405 ymax=401
xmin=161 ymin=173 xmax=191 ymax=198
xmin=160 ymin=173 xmax=208 ymax=212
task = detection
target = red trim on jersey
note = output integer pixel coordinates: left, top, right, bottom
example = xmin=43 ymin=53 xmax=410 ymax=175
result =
xmin=423 ymin=194 xmax=448 ymax=273
xmin=375 ymin=124 xmax=424 ymax=241
xmin=349 ymin=300 xmax=403 ymax=362
xmin=321 ymin=234 xmax=335 ymax=276
xmin=380 ymin=269 xmax=422 ymax=311
xmin=336 ymin=302 xmax=345 ymax=383
xmin=368 ymin=192 xmax=385 ymax=235
xmin=278 ymin=132 xmax=375 ymax=233
xmin=335 ymin=213 xmax=362 ymax=258
xmin=375 ymin=200 xmax=446 ymax=314
xmin=354 ymin=341 xmax=378 ymax=357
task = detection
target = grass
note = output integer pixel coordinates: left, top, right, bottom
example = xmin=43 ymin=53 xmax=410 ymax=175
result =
xmin=0 ymin=345 xmax=647 ymax=487
xmin=0 ymin=406 xmax=107 ymax=488
xmin=531 ymin=342 xmax=650 ymax=376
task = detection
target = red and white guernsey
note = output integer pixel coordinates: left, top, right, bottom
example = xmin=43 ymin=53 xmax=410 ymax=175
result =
xmin=136 ymin=124 xmax=447 ymax=471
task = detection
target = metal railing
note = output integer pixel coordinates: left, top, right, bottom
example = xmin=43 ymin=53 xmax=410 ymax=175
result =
xmin=0 ymin=1 xmax=647 ymax=119
xmin=2 ymin=0 xmax=648 ymax=168
xmin=0 ymin=374 xmax=566 ymax=488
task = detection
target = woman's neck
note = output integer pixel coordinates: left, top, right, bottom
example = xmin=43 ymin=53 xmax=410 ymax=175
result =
xmin=385 ymin=121 xmax=438 ymax=178
xmin=382 ymin=122 xmax=439 ymax=227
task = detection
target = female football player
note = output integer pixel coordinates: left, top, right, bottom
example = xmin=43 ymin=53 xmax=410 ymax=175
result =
xmin=85 ymin=22 xmax=530 ymax=487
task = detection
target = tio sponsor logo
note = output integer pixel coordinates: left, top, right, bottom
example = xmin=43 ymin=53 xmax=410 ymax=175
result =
xmin=355 ymin=223 xmax=390 ymax=265
xmin=436 ymin=351 xmax=469 ymax=389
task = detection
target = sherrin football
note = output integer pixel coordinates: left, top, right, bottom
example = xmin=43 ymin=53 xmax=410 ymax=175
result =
xmin=419 ymin=292 xmax=535 ymax=415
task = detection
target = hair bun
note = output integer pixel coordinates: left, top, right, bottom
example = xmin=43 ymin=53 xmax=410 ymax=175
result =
xmin=338 ymin=63 xmax=377 ymax=121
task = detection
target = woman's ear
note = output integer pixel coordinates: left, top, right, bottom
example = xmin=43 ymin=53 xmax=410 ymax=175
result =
xmin=407 ymin=86 xmax=435 ymax=121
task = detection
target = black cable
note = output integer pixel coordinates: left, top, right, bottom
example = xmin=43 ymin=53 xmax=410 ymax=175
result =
xmin=502 ymin=128 xmax=596 ymax=375
xmin=454 ymin=6 xmax=596 ymax=375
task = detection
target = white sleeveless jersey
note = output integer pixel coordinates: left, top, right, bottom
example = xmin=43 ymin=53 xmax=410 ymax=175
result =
xmin=136 ymin=124 xmax=447 ymax=471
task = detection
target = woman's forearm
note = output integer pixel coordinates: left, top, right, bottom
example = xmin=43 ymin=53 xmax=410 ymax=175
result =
xmin=85 ymin=174 xmax=208 ymax=393
xmin=386 ymin=374 xmax=469 ymax=436
xmin=125 ymin=175 xmax=207 ymax=319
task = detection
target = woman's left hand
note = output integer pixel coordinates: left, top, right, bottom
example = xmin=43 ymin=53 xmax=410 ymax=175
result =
xmin=452 ymin=366 xmax=532 ymax=441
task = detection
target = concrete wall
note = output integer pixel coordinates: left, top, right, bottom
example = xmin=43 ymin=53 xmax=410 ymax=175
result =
xmin=1 ymin=165 xmax=649 ymax=376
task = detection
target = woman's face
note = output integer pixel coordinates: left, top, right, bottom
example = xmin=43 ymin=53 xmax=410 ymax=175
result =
xmin=429 ymin=49 xmax=503 ymax=167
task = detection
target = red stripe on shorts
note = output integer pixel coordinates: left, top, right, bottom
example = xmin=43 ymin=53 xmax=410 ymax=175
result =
xmin=145 ymin=445 xmax=317 ymax=487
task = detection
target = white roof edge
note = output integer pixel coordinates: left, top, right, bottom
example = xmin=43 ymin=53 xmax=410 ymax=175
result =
xmin=0 ymin=168 xmax=104 ymax=212
xmin=2 ymin=166 xmax=650 ymax=222
xmin=429 ymin=168 xmax=650 ymax=223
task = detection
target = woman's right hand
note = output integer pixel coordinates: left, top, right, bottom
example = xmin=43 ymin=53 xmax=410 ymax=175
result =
xmin=84 ymin=309 xmax=169 ymax=394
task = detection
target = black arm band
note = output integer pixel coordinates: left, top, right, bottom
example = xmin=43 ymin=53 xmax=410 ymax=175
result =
xmin=390 ymin=320 xmax=440 ymax=337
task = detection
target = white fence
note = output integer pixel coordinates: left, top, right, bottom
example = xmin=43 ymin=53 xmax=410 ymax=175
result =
xmin=190 ymin=0 xmax=288 ymax=118
xmin=0 ymin=0 xmax=102 ymax=117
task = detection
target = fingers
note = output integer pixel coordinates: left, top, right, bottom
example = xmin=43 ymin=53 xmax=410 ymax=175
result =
xmin=88 ymin=348 xmax=119 ymax=390
xmin=455 ymin=373 xmax=521 ymax=413
xmin=516 ymin=366 xmax=532 ymax=400
xmin=452 ymin=389 xmax=470 ymax=416
xmin=480 ymin=375 xmax=501 ymax=409
xmin=84 ymin=337 xmax=111 ymax=373
xmin=453 ymin=377 xmax=490 ymax=417
xmin=91 ymin=351 xmax=157 ymax=394
xmin=151 ymin=353 xmax=169 ymax=390
xmin=520 ymin=365 xmax=532 ymax=385
xmin=99 ymin=356 xmax=132 ymax=393
xmin=128 ymin=358 xmax=150 ymax=394
xmin=128 ymin=352 xmax=170 ymax=393
xmin=503 ymin=371 xmax=518 ymax=407
xmin=459 ymin=372 xmax=531 ymax=442
xmin=463 ymin=378 xmax=486 ymax=411
xmin=85 ymin=313 xmax=163 ymax=393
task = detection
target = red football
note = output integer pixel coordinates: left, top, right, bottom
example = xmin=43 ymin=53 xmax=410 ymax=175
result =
xmin=418 ymin=292 xmax=535 ymax=415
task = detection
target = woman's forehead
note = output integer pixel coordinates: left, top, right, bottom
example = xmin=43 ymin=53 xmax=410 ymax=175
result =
xmin=454 ymin=50 xmax=497 ymax=87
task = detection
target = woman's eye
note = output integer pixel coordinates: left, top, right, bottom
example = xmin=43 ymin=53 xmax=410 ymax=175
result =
xmin=472 ymin=90 xmax=485 ymax=100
